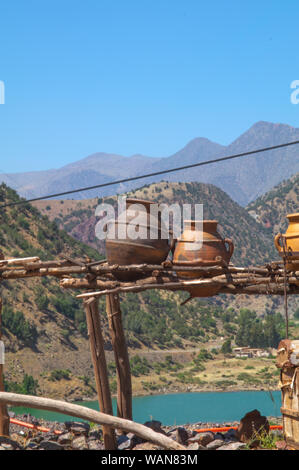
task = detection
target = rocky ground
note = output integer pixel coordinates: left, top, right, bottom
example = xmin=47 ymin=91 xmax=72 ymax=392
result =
xmin=0 ymin=412 xmax=285 ymax=451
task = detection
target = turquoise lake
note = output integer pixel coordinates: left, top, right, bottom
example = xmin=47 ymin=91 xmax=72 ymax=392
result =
xmin=11 ymin=390 xmax=282 ymax=425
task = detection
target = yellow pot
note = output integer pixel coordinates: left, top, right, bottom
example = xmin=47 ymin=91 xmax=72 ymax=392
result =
xmin=274 ymin=213 xmax=299 ymax=271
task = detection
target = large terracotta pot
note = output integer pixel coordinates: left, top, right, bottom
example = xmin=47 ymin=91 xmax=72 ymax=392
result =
xmin=105 ymin=198 xmax=170 ymax=280
xmin=274 ymin=213 xmax=299 ymax=271
xmin=173 ymin=220 xmax=234 ymax=297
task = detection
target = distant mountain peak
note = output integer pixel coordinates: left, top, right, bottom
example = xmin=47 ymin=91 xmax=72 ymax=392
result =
xmin=252 ymin=120 xmax=296 ymax=130
xmin=179 ymin=136 xmax=224 ymax=150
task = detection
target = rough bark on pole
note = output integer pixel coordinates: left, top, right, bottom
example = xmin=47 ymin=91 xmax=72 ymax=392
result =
xmin=0 ymin=298 xmax=9 ymax=436
xmin=83 ymin=297 xmax=116 ymax=450
xmin=106 ymin=293 xmax=132 ymax=421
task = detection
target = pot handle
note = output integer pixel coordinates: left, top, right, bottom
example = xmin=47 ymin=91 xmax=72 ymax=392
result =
xmin=224 ymin=238 xmax=234 ymax=259
xmin=274 ymin=233 xmax=283 ymax=252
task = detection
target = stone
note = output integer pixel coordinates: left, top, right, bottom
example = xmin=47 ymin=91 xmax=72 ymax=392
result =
xmin=38 ymin=441 xmax=64 ymax=450
xmin=64 ymin=421 xmax=90 ymax=436
xmin=89 ymin=429 xmax=102 ymax=440
xmin=187 ymin=442 xmax=207 ymax=450
xmin=57 ymin=432 xmax=73 ymax=446
xmin=187 ymin=443 xmax=200 ymax=450
xmin=10 ymin=433 xmax=26 ymax=447
xmin=224 ymin=428 xmax=237 ymax=440
xmin=71 ymin=435 xmax=89 ymax=450
xmin=22 ymin=413 xmax=32 ymax=423
xmin=188 ymin=432 xmax=214 ymax=447
xmin=167 ymin=431 xmax=177 ymax=442
xmin=25 ymin=442 xmax=39 ymax=450
xmin=132 ymin=442 xmax=161 ymax=450
xmin=0 ymin=436 xmax=23 ymax=450
xmin=217 ymin=442 xmax=246 ymax=450
xmin=88 ymin=440 xmax=104 ymax=450
xmin=29 ymin=418 xmax=40 ymax=427
xmin=176 ymin=427 xmax=189 ymax=445
xmin=29 ymin=436 xmax=44 ymax=444
xmin=143 ymin=420 xmax=166 ymax=435
xmin=117 ymin=434 xmax=129 ymax=445
xmin=0 ymin=444 xmax=14 ymax=450
xmin=42 ymin=432 xmax=59 ymax=441
xmin=214 ymin=432 xmax=225 ymax=440
xmin=236 ymin=409 xmax=270 ymax=444
xmin=126 ymin=433 xmax=143 ymax=448
xmin=206 ymin=439 xmax=226 ymax=450
xmin=117 ymin=435 xmax=132 ymax=450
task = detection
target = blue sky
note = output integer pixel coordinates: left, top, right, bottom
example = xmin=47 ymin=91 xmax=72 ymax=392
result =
xmin=0 ymin=0 xmax=299 ymax=172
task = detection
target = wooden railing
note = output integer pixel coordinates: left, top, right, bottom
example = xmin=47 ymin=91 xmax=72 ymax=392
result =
xmin=0 ymin=392 xmax=185 ymax=450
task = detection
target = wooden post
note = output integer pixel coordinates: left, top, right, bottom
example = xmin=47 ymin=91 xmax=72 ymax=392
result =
xmin=106 ymin=293 xmax=132 ymax=421
xmin=0 ymin=298 xmax=9 ymax=436
xmin=83 ymin=297 xmax=116 ymax=450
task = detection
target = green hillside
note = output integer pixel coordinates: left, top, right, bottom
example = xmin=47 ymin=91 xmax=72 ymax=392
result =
xmin=247 ymin=172 xmax=299 ymax=235
xmin=0 ymin=181 xmax=294 ymax=399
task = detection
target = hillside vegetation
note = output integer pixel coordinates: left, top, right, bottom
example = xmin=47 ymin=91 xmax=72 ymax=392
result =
xmin=0 ymin=183 xmax=100 ymax=347
xmin=0 ymin=184 xmax=104 ymax=398
xmin=247 ymin=172 xmax=299 ymax=235
xmin=0 ymin=180 xmax=296 ymax=399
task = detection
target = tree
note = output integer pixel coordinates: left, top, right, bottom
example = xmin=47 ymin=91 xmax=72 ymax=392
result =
xmin=235 ymin=309 xmax=284 ymax=349
xmin=221 ymin=339 xmax=232 ymax=354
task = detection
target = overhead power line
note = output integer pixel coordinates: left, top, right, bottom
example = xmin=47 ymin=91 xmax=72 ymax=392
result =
xmin=1 ymin=138 xmax=299 ymax=210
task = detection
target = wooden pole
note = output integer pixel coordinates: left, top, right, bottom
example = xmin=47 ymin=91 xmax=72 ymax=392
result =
xmin=0 ymin=392 xmax=185 ymax=450
xmin=0 ymin=298 xmax=9 ymax=436
xmin=106 ymin=293 xmax=132 ymax=421
xmin=83 ymin=297 xmax=116 ymax=450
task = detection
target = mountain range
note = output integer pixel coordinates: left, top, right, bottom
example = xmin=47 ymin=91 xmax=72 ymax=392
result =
xmin=1 ymin=121 xmax=299 ymax=206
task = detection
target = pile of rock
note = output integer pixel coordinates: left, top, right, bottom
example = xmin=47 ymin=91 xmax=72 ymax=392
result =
xmin=118 ymin=421 xmax=247 ymax=451
xmin=117 ymin=410 xmax=283 ymax=451
xmin=6 ymin=416 xmax=104 ymax=450
xmin=1 ymin=410 xmax=283 ymax=451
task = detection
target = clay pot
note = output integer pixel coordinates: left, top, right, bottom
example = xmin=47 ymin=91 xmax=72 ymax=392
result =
xmin=274 ymin=213 xmax=299 ymax=271
xmin=105 ymin=198 xmax=170 ymax=280
xmin=173 ymin=220 xmax=234 ymax=297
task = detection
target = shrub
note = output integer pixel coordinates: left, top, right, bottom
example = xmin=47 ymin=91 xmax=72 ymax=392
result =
xmin=4 ymin=374 xmax=39 ymax=395
xmin=49 ymin=369 xmax=71 ymax=381
xmin=2 ymin=306 xmax=37 ymax=346
xmin=221 ymin=339 xmax=232 ymax=354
